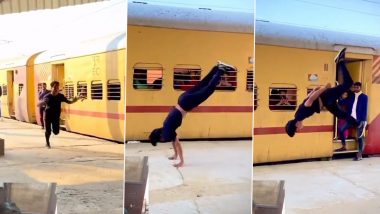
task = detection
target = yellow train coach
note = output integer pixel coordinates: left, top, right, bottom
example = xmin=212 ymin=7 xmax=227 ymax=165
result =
xmin=126 ymin=3 xmax=254 ymax=140
xmin=254 ymin=22 xmax=380 ymax=164
xmin=0 ymin=32 xmax=126 ymax=142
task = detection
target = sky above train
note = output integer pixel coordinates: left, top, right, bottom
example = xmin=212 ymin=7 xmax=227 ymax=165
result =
xmin=257 ymin=0 xmax=380 ymax=37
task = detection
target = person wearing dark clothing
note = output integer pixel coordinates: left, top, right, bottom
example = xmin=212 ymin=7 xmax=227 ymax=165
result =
xmin=286 ymin=48 xmax=359 ymax=137
xmin=38 ymin=81 xmax=81 ymax=148
xmin=336 ymin=82 xmax=368 ymax=160
xmin=149 ymin=61 xmax=237 ymax=167
xmin=38 ymin=83 xmax=50 ymax=129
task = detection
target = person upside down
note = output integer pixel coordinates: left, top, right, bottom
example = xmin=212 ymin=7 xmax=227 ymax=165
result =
xmin=286 ymin=48 xmax=360 ymax=137
xmin=149 ymin=61 xmax=237 ymax=167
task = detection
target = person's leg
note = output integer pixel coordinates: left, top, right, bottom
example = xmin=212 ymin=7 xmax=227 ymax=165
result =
xmin=39 ymin=107 xmax=44 ymax=129
xmin=168 ymin=141 xmax=178 ymax=160
xmin=337 ymin=121 xmax=352 ymax=151
xmin=173 ymin=138 xmax=184 ymax=168
xmin=178 ymin=68 xmax=224 ymax=110
xmin=44 ymin=116 xmax=52 ymax=148
xmin=52 ymin=116 xmax=60 ymax=135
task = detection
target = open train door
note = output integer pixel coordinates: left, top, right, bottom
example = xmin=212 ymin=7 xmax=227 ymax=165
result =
xmin=51 ymin=64 xmax=66 ymax=127
xmin=333 ymin=59 xmax=365 ymax=155
xmin=6 ymin=70 xmax=15 ymax=118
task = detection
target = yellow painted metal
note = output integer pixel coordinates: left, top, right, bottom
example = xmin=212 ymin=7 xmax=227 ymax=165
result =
xmin=126 ymin=25 xmax=254 ymax=140
xmin=254 ymin=44 xmax=373 ymax=163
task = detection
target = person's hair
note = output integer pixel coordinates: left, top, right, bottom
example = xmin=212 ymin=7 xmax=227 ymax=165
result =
xmin=42 ymin=83 xmax=47 ymax=86
xmin=50 ymin=81 xmax=59 ymax=88
xmin=285 ymin=119 xmax=297 ymax=137
xmin=149 ymin=128 xmax=162 ymax=146
xmin=354 ymin=82 xmax=362 ymax=87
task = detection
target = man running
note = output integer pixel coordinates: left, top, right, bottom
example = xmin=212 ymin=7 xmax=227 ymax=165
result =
xmin=38 ymin=81 xmax=82 ymax=148
xmin=286 ymin=48 xmax=359 ymax=137
xmin=149 ymin=61 xmax=237 ymax=167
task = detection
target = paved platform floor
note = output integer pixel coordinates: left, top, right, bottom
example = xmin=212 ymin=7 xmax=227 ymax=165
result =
xmin=0 ymin=118 xmax=124 ymax=214
xmin=253 ymin=157 xmax=380 ymax=214
xmin=126 ymin=140 xmax=252 ymax=214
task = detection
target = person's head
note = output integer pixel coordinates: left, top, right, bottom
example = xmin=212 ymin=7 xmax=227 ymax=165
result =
xmin=42 ymin=83 xmax=47 ymax=90
xmin=341 ymin=91 xmax=348 ymax=99
xmin=285 ymin=119 xmax=303 ymax=137
xmin=50 ymin=81 xmax=60 ymax=94
xmin=353 ymin=82 xmax=362 ymax=93
xmin=149 ymin=128 xmax=163 ymax=146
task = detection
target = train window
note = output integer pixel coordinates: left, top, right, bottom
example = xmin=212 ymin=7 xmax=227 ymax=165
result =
xmin=173 ymin=65 xmax=201 ymax=91
xmin=18 ymin=84 xmax=24 ymax=96
xmin=254 ymin=84 xmax=258 ymax=111
xmin=64 ymin=82 xmax=74 ymax=99
xmin=269 ymin=84 xmax=297 ymax=110
xmin=247 ymin=70 xmax=254 ymax=91
xmin=107 ymin=80 xmax=121 ymax=101
xmin=216 ymin=69 xmax=237 ymax=91
xmin=91 ymin=81 xmax=103 ymax=100
xmin=77 ymin=81 xmax=87 ymax=99
xmin=2 ymin=85 xmax=7 ymax=96
xmin=133 ymin=63 xmax=163 ymax=90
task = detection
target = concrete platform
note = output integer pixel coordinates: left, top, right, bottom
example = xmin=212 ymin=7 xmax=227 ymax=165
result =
xmin=126 ymin=140 xmax=252 ymax=214
xmin=0 ymin=118 xmax=124 ymax=214
xmin=253 ymin=157 xmax=380 ymax=214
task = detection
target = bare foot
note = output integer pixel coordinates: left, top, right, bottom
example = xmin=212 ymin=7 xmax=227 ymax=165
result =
xmin=173 ymin=161 xmax=184 ymax=168
xmin=168 ymin=155 xmax=177 ymax=160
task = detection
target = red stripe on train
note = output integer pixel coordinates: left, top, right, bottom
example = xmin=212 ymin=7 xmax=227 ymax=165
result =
xmin=63 ymin=109 xmax=124 ymax=120
xmin=125 ymin=105 xmax=253 ymax=113
xmin=254 ymin=125 xmax=334 ymax=135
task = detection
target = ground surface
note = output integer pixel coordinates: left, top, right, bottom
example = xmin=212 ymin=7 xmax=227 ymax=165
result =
xmin=126 ymin=140 xmax=252 ymax=214
xmin=0 ymin=118 xmax=124 ymax=214
xmin=253 ymin=157 xmax=380 ymax=214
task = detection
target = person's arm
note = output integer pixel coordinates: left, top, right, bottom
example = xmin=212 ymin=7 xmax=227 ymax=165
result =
xmin=62 ymin=94 xmax=79 ymax=104
xmin=168 ymin=140 xmax=178 ymax=160
xmin=304 ymin=83 xmax=331 ymax=107
xmin=173 ymin=137 xmax=184 ymax=168
xmin=37 ymin=96 xmax=48 ymax=107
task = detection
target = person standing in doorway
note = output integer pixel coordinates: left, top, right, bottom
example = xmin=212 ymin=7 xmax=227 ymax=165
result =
xmin=336 ymin=82 xmax=368 ymax=161
xmin=38 ymin=83 xmax=50 ymax=129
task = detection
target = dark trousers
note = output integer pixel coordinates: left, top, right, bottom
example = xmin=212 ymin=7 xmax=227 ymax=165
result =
xmin=44 ymin=114 xmax=60 ymax=144
xmin=178 ymin=66 xmax=223 ymax=111
xmin=39 ymin=107 xmax=45 ymax=127
xmin=339 ymin=121 xmax=365 ymax=152
xmin=320 ymin=61 xmax=358 ymax=127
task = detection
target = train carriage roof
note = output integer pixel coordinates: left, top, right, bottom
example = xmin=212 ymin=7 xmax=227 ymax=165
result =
xmin=256 ymin=21 xmax=380 ymax=55
xmin=34 ymin=32 xmax=126 ymax=64
xmin=128 ymin=2 xmax=254 ymax=34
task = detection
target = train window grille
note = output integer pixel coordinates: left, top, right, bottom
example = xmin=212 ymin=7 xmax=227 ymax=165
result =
xmin=2 ymin=85 xmax=7 ymax=95
xmin=18 ymin=84 xmax=23 ymax=96
xmin=246 ymin=70 xmax=254 ymax=91
xmin=216 ymin=68 xmax=237 ymax=91
xmin=133 ymin=63 xmax=163 ymax=90
xmin=173 ymin=65 xmax=201 ymax=91
xmin=269 ymin=85 xmax=297 ymax=111
xmin=91 ymin=81 xmax=103 ymax=100
xmin=64 ymin=82 xmax=74 ymax=99
xmin=254 ymin=84 xmax=258 ymax=111
xmin=107 ymin=80 xmax=121 ymax=100
xmin=77 ymin=81 xmax=87 ymax=99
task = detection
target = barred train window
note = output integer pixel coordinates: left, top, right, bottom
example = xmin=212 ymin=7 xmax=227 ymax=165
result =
xmin=269 ymin=84 xmax=297 ymax=110
xmin=173 ymin=65 xmax=201 ymax=91
xmin=2 ymin=85 xmax=7 ymax=95
xmin=107 ymin=80 xmax=121 ymax=100
xmin=91 ymin=81 xmax=103 ymax=100
xmin=254 ymin=84 xmax=258 ymax=111
xmin=133 ymin=63 xmax=163 ymax=90
xmin=18 ymin=84 xmax=24 ymax=96
xmin=246 ymin=70 xmax=254 ymax=91
xmin=77 ymin=81 xmax=87 ymax=99
xmin=64 ymin=82 xmax=74 ymax=99
xmin=216 ymin=67 xmax=237 ymax=91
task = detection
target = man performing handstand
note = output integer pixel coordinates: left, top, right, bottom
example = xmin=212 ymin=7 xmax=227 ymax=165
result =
xmin=286 ymin=48 xmax=359 ymax=137
xmin=38 ymin=81 xmax=82 ymax=148
xmin=149 ymin=61 xmax=237 ymax=167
